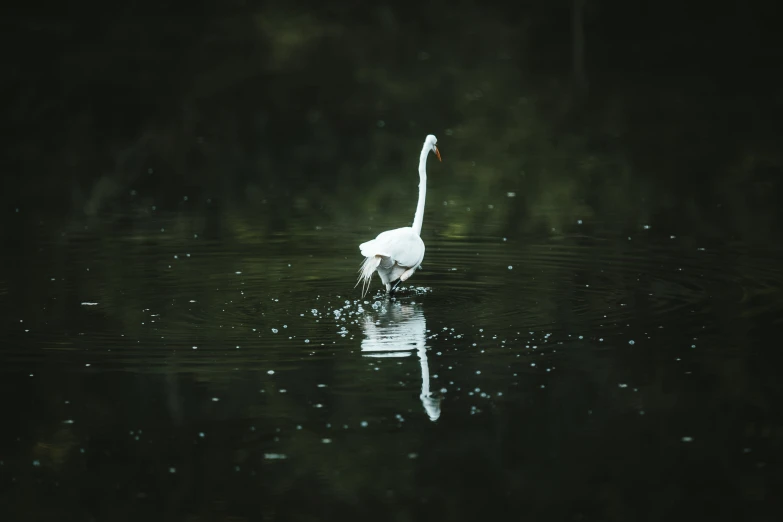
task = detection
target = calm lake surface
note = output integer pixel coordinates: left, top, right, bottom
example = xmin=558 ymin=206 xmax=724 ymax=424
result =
xmin=2 ymin=204 xmax=782 ymax=520
xmin=3 ymin=8 xmax=783 ymax=521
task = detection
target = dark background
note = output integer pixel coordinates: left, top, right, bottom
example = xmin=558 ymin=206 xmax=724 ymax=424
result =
xmin=3 ymin=0 xmax=782 ymax=237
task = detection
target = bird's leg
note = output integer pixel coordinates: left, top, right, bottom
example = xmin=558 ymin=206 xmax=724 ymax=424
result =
xmin=389 ymin=279 xmax=402 ymax=297
xmin=399 ymin=267 xmax=417 ymax=282
xmin=389 ymin=266 xmax=419 ymax=297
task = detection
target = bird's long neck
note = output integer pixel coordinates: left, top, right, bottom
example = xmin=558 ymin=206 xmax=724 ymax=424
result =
xmin=411 ymin=145 xmax=429 ymax=236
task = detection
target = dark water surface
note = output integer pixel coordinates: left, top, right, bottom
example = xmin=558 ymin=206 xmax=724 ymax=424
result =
xmin=2 ymin=207 xmax=782 ymax=520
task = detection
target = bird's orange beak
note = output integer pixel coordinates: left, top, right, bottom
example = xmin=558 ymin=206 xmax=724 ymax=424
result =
xmin=434 ymin=146 xmax=442 ymax=162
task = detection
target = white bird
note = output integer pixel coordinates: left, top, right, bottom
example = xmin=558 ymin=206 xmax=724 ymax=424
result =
xmin=356 ymin=134 xmax=441 ymax=297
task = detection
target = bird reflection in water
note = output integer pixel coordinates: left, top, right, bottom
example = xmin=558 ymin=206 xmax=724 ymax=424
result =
xmin=361 ymin=303 xmax=441 ymax=421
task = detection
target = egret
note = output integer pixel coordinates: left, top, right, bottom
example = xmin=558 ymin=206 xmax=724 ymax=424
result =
xmin=356 ymin=134 xmax=441 ymax=297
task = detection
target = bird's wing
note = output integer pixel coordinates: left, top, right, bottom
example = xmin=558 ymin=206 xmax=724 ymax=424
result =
xmin=360 ymin=227 xmax=424 ymax=268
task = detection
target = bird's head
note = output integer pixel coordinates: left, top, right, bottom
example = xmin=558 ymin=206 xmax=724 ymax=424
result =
xmin=425 ymin=134 xmax=441 ymax=162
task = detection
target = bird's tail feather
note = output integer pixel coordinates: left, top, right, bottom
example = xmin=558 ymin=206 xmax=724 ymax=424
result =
xmin=355 ymin=256 xmax=381 ymax=297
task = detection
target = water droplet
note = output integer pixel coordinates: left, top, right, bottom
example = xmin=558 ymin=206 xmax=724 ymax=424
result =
xmin=264 ymin=453 xmax=287 ymax=460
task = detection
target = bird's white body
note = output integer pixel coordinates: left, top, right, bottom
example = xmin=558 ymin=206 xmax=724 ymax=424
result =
xmin=359 ymin=227 xmax=425 ymax=290
xmin=357 ymin=134 xmax=440 ymax=297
